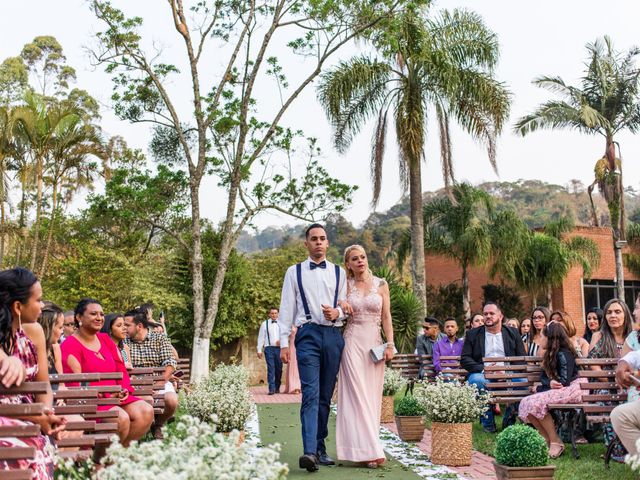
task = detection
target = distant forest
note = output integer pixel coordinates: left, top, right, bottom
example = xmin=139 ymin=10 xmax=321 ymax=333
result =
xmin=237 ymin=179 xmax=640 ymax=266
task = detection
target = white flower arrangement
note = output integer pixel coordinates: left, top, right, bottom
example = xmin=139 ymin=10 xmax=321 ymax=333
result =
xmin=184 ymin=363 xmax=253 ymax=432
xmin=383 ymin=366 xmax=407 ymax=396
xmin=96 ymin=415 xmax=288 ymax=480
xmin=414 ymin=377 xmax=489 ymax=424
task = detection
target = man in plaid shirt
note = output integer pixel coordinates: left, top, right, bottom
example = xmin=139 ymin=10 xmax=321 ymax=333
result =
xmin=124 ymin=309 xmax=178 ymax=439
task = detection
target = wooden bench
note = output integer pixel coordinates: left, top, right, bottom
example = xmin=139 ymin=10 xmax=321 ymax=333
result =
xmin=129 ymin=367 xmax=167 ymax=415
xmin=177 ymin=358 xmax=191 ymax=385
xmin=0 ymin=381 xmax=49 ymax=480
xmin=483 ymin=356 xmax=535 ymax=405
xmin=389 ymin=354 xmax=435 ymax=394
xmin=439 ymin=355 xmax=466 ymax=381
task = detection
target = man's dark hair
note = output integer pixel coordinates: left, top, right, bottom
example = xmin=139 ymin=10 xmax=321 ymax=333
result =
xmin=305 ymin=223 xmax=326 ymax=238
xmin=124 ymin=308 xmax=149 ymax=329
xmin=424 ymin=316 xmax=441 ymax=329
xmin=444 ymin=317 xmax=457 ymax=325
xmin=483 ymin=300 xmax=503 ymax=313
xmin=269 ymin=307 xmax=279 ymax=312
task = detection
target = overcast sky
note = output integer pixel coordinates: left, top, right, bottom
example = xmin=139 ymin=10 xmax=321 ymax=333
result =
xmin=2 ymin=0 xmax=640 ymax=229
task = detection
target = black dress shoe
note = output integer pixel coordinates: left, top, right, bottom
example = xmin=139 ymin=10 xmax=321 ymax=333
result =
xmin=268 ymin=391 xmax=275 ymax=395
xmin=317 ymin=452 xmax=335 ymax=466
xmin=482 ymin=424 xmax=497 ymax=434
xmin=299 ymin=454 xmax=319 ymax=472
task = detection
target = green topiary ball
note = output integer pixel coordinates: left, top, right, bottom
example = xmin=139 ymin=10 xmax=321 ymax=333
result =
xmin=395 ymin=395 xmax=427 ymax=416
xmin=494 ymin=424 xmax=549 ymax=467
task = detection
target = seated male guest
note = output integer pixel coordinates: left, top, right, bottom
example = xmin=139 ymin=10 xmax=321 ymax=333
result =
xmin=433 ymin=317 xmax=464 ymax=374
xmin=611 ymin=349 xmax=640 ymax=456
xmin=124 ymin=310 xmax=178 ymax=439
xmin=461 ymin=301 xmax=526 ymax=433
xmin=416 ymin=317 xmax=445 ymax=379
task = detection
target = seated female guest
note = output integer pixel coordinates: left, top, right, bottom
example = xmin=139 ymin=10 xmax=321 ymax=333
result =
xmin=61 ymin=298 xmax=153 ymax=446
xmin=583 ymin=307 xmax=602 ymax=344
xmin=38 ymin=301 xmax=65 ymax=376
xmin=550 ymin=310 xmax=589 ymax=357
xmin=101 ymin=313 xmax=132 ymax=369
xmin=0 ymin=267 xmax=65 ymax=478
xmin=527 ymin=307 xmax=550 ymax=356
xmin=518 ymin=322 xmax=584 ymax=458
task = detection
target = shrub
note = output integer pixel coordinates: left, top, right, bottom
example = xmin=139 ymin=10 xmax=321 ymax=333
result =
xmin=184 ymin=363 xmax=253 ymax=432
xmin=395 ymin=395 xmax=426 ymax=416
xmin=97 ymin=415 xmax=288 ymax=480
xmin=494 ymin=424 xmax=548 ymax=467
xmin=383 ymin=367 xmax=407 ymax=396
xmin=414 ymin=377 xmax=489 ymax=424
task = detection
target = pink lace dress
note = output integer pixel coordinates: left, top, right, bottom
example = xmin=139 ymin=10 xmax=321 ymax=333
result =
xmin=284 ymin=327 xmax=301 ymax=393
xmin=336 ymin=277 xmax=385 ymax=462
xmin=0 ymin=329 xmax=55 ymax=479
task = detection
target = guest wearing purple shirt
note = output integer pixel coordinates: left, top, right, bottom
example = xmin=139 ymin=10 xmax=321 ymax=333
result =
xmin=433 ymin=317 xmax=464 ymax=373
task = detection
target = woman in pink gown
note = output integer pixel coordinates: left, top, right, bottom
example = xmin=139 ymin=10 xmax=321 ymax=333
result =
xmin=285 ymin=326 xmax=301 ymax=394
xmin=336 ymin=245 xmax=395 ymax=468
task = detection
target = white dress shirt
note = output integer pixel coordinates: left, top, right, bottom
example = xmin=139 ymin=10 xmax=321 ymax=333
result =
xmin=485 ymin=331 xmax=506 ymax=358
xmin=278 ymin=257 xmax=346 ymax=347
xmin=257 ymin=319 xmax=281 ymax=352
xmin=622 ymin=350 xmax=640 ymax=369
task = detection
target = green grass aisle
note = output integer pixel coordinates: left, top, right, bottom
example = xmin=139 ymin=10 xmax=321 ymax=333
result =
xmin=258 ymin=403 xmax=423 ymax=479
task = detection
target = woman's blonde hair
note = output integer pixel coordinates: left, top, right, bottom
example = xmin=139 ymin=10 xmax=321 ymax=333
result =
xmin=343 ymin=244 xmax=366 ymax=279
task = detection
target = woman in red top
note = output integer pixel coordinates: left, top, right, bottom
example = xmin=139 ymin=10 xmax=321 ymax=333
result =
xmin=61 ymin=298 xmax=153 ymax=446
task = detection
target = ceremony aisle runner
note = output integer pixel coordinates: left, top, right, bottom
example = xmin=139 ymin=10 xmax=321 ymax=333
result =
xmin=257 ymin=403 xmax=464 ymax=480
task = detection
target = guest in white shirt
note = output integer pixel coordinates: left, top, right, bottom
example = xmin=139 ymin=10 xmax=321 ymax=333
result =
xmin=460 ymin=301 xmax=526 ymax=433
xmin=611 ymin=350 xmax=640 ymax=455
xmin=257 ymin=307 xmax=282 ymax=395
xmin=278 ymin=223 xmax=346 ymax=472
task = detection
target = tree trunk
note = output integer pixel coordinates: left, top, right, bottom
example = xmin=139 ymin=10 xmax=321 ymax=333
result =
xmin=587 ymin=182 xmax=599 ymax=227
xmin=408 ymin=157 xmax=427 ymax=316
xmin=614 ymin=237 xmax=625 ymax=303
xmin=39 ymin=182 xmax=58 ymax=278
xmin=546 ymin=287 xmax=553 ymax=310
xmin=29 ymin=156 xmax=43 ymax=271
xmin=188 ymin=179 xmax=207 ymax=381
xmin=15 ymin=172 xmax=28 ymax=265
xmin=462 ymin=263 xmax=470 ymax=320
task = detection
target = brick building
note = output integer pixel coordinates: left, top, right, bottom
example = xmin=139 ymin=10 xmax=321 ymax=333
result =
xmin=426 ymin=226 xmax=640 ymax=336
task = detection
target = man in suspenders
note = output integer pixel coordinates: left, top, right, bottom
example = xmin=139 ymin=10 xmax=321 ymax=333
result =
xmin=279 ymin=223 xmax=347 ymax=472
xmin=257 ymin=307 xmax=282 ymax=395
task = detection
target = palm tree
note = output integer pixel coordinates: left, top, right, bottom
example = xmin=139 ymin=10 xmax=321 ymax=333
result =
xmin=509 ymin=218 xmax=600 ymax=308
xmin=515 ymin=36 xmax=640 ymax=301
xmin=317 ymin=6 xmax=510 ymax=315
xmin=0 ymin=107 xmax=15 ymax=267
xmin=12 ymin=91 xmax=80 ymax=270
xmin=40 ymin=120 xmax=104 ymax=277
xmin=420 ymin=183 xmax=493 ymax=319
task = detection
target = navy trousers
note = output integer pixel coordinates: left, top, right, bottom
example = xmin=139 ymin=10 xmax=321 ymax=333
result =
xmin=295 ymin=323 xmax=344 ymax=456
xmin=264 ymin=346 xmax=282 ymax=393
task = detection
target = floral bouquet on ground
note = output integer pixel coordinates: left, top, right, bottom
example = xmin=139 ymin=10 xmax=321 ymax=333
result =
xmin=184 ymin=363 xmax=253 ymax=432
xmin=383 ymin=366 xmax=407 ymax=396
xmin=96 ymin=415 xmax=288 ymax=480
xmin=414 ymin=377 xmax=489 ymax=424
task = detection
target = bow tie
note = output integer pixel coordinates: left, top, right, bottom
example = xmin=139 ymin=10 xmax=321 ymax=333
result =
xmin=310 ymin=261 xmax=327 ymax=270
xmin=271 ymin=321 xmax=278 ymax=324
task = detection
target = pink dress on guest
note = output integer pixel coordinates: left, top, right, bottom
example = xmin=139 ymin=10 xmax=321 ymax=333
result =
xmin=285 ymin=327 xmax=301 ymax=393
xmin=61 ymin=333 xmax=141 ymax=410
xmin=336 ymin=277 xmax=385 ymax=463
xmin=0 ymin=329 xmax=54 ymax=479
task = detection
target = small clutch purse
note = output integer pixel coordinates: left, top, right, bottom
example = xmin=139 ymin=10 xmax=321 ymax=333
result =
xmin=369 ymin=343 xmax=397 ymax=363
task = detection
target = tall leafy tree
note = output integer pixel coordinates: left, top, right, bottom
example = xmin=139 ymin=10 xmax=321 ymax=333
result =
xmin=90 ymin=0 xmax=417 ymax=380
xmin=515 ymin=36 xmax=640 ymax=301
xmin=317 ymin=5 xmax=510 ymax=315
